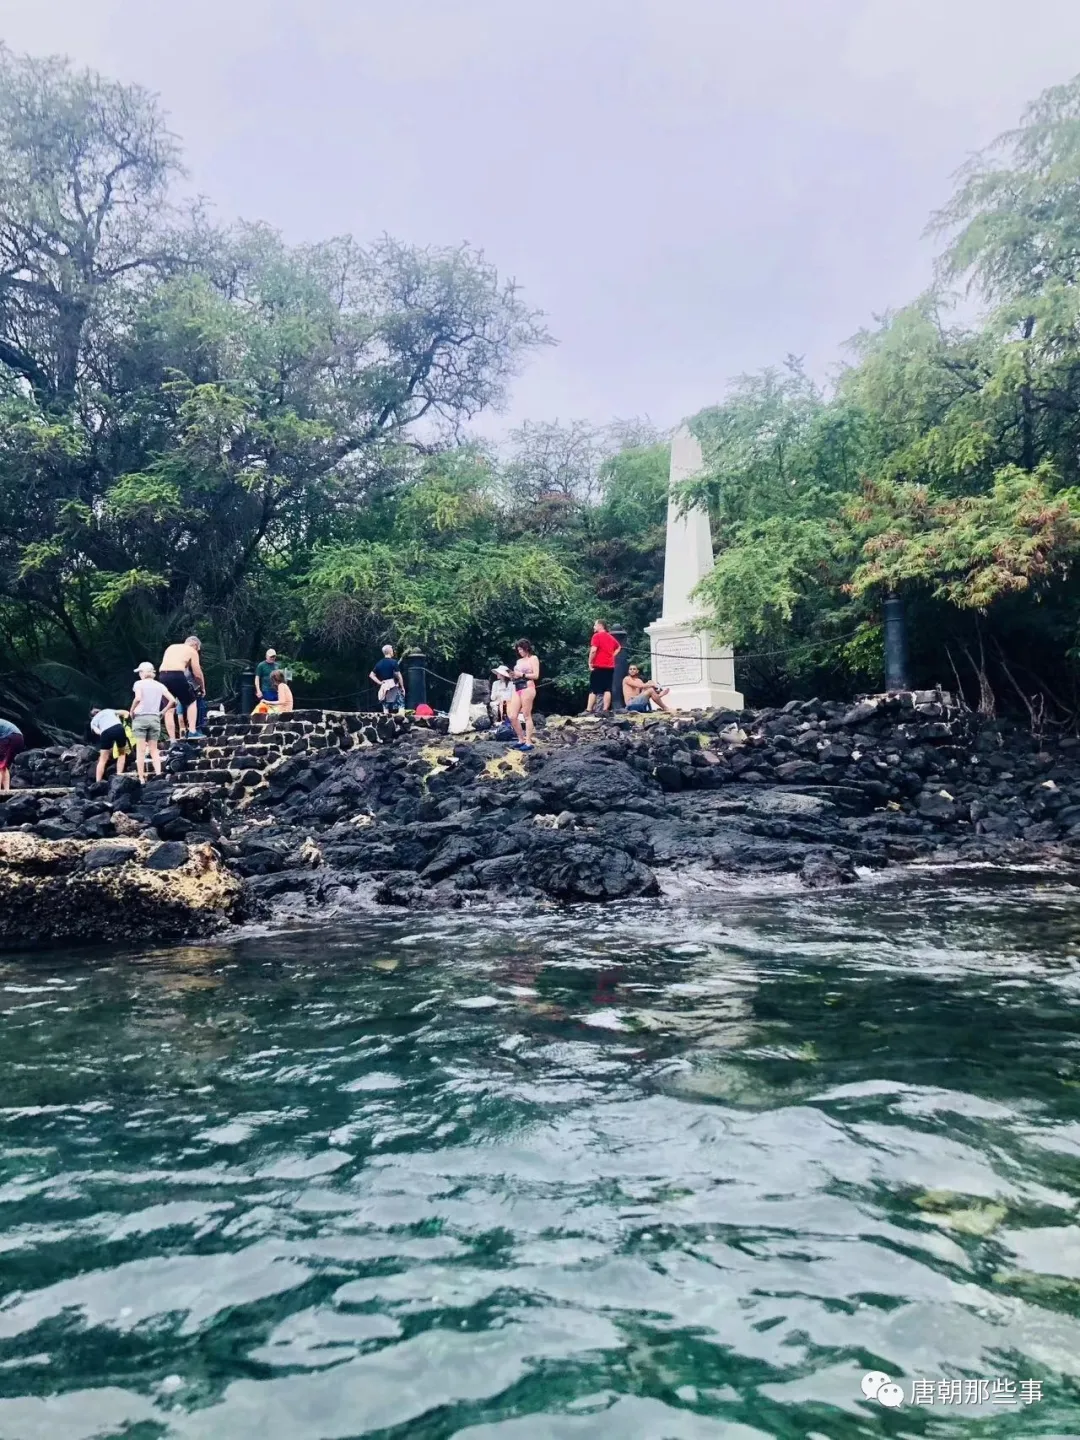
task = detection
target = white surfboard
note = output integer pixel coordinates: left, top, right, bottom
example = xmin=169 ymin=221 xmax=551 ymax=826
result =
xmin=447 ymin=673 xmax=474 ymax=734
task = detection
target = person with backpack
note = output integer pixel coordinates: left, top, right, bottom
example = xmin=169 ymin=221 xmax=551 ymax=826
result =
xmin=89 ymin=705 xmax=132 ymax=782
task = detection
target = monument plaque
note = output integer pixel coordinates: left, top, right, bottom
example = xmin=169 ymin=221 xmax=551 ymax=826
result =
xmin=654 ymin=633 xmax=704 ymax=686
xmin=645 ymin=424 xmax=744 ymax=713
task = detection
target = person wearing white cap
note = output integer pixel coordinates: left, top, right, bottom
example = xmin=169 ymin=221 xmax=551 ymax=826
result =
xmin=130 ymin=662 xmax=176 ymax=783
xmin=255 ymin=648 xmax=278 ymax=704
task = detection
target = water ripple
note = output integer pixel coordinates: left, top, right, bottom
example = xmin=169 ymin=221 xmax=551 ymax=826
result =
xmin=1 ymin=869 xmax=1080 ymax=1435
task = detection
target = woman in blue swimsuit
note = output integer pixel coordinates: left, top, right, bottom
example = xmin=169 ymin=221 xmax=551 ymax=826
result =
xmin=507 ymin=638 xmax=539 ymax=751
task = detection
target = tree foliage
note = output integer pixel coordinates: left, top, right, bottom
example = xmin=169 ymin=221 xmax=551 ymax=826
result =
xmin=302 ymin=450 xmax=586 ymax=678
xmin=0 ymin=49 xmax=554 ymax=728
xmin=0 ymin=44 xmax=185 ymax=403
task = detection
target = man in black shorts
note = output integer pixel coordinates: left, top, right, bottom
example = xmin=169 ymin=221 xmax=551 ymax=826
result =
xmin=90 ymin=706 xmax=131 ymax=781
xmin=158 ymin=636 xmax=205 ymax=739
xmin=585 ymin=619 xmax=621 ymax=714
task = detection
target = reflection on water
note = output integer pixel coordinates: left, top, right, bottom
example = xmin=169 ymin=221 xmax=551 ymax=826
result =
xmin=1 ymin=870 xmax=1080 ymax=1436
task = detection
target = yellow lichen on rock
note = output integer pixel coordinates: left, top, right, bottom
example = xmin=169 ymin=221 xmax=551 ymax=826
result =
xmin=482 ymin=750 xmax=527 ymax=781
xmin=296 ymin=837 xmax=324 ymax=868
xmin=0 ymin=834 xmax=242 ymax=951
xmin=0 ymin=830 xmax=93 ymax=868
xmin=420 ymin=741 xmax=455 ymax=768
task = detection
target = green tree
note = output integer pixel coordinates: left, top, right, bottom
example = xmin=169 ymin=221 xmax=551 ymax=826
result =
xmin=302 ymin=448 xmax=587 ymax=703
xmin=0 ymin=44 xmax=185 ymax=403
xmin=0 ymin=49 xmax=550 ymax=726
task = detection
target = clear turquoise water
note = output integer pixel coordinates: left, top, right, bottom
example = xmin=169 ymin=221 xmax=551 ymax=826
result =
xmin=2 ymin=871 xmax=1080 ymax=1438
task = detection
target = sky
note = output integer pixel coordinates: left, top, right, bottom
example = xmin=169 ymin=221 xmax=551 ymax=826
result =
xmin=3 ymin=0 xmax=1080 ymax=439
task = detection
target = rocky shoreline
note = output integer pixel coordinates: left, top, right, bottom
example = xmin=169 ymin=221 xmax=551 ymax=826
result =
xmin=2 ymin=689 xmax=1077 ymax=949
xmin=0 ymin=832 xmax=241 ymax=949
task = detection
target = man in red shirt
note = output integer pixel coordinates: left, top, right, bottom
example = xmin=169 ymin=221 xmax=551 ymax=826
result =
xmin=585 ymin=619 xmax=622 ymax=713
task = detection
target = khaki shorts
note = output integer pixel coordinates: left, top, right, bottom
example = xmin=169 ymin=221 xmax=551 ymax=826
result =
xmin=131 ymin=713 xmax=161 ymax=742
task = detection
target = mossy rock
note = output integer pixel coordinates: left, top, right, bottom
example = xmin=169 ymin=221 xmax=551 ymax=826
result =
xmin=915 ymin=1191 xmax=1007 ymax=1236
xmin=992 ymin=1269 xmax=1080 ymax=1300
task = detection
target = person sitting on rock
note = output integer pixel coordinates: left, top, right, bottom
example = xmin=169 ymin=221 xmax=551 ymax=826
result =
xmin=370 ymin=645 xmax=406 ymax=713
xmin=272 ymin=670 xmax=293 ymax=712
xmin=254 ymin=669 xmax=293 ymax=715
xmin=489 ymin=670 xmax=513 ymax=723
xmin=0 ymin=716 xmax=25 ymax=792
xmin=89 ymin=705 xmax=132 ymax=782
xmin=252 ymin=666 xmax=279 ymax=715
xmin=622 ymin=665 xmax=674 ymax=714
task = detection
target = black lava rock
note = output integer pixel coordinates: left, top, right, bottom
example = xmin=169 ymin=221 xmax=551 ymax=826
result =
xmin=800 ymin=850 xmax=857 ymax=888
xmin=522 ymin=832 xmax=659 ymax=900
xmin=916 ymin=789 xmax=957 ymax=820
xmin=143 ymin=841 xmax=190 ymax=871
xmin=83 ymin=844 xmax=138 ymax=871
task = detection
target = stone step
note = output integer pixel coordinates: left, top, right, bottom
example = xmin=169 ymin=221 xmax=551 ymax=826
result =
xmin=198 ymin=708 xmax=414 ymax=750
xmin=227 ymin=768 xmax=265 ymax=785
xmin=3 ymin=786 xmax=74 ymax=800
xmin=202 ymin=745 xmax=275 ymax=759
xmin=206 ymin=736 xmax=303 ymax=752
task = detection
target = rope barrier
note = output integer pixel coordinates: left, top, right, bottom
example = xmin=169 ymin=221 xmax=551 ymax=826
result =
xmin=649 ymin=627 xmax=866 ymax=665
xmin=227 ymin=628 xmax=870 ymax=711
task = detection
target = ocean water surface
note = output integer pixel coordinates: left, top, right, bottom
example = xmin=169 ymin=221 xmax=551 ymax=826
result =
xmin=2 ymin=869 xmax=1080 ymax=1437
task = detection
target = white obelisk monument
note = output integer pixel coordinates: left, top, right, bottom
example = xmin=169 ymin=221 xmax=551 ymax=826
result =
xmin=645 ymin=424 xmax=744 ymax=712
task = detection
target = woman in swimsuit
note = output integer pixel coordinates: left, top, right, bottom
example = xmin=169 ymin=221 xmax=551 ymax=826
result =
xmin=507 ymin=638 xmax=540 ymax=751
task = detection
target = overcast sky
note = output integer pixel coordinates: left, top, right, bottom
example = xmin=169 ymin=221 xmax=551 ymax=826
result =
xmin=3 ymin=0 xmax=1080 ymax=438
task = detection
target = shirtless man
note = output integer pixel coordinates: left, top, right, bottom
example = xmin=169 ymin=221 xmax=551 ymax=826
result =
xmin=158 ymin=635 xmax=206 ymax=740
xmin=622 ymin=664 xmax=675 ymax=714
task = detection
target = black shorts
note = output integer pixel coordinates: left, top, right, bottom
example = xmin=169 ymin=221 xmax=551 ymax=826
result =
xmin=159 ymin=671 xmax=197 ymax=708
xmin=96 ymin=723 xmax=129 ymax=752
xmin=589 ymin=666 xmax=615 ymax=694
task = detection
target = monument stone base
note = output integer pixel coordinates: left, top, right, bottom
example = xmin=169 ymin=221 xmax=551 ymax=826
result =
xmin=646 ymin=618 xmax=744 ymax=713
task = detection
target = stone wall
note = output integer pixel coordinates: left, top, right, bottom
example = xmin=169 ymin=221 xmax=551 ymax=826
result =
xmin=12 ymin=708 xmax=441 ymax=799
xmin=192 ymin=710 xmax=428 ymax=801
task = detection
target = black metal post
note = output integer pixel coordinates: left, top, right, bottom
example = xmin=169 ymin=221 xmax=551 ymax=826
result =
xmin=239 ymin=667 xmax=255 ymax=716
xmin=883 ymin=594 xmax=909 ymax=692
xmin=405 ymin=652 xmax=428 ymax=710
xmin=610 ymin=625 xmax=630 ymax=709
